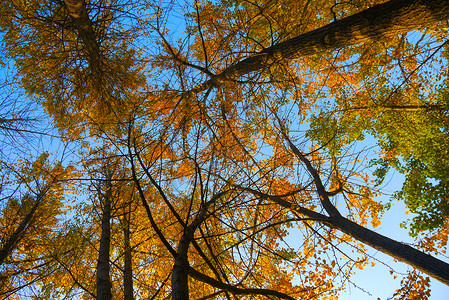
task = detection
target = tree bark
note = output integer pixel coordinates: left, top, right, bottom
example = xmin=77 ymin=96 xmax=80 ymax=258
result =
xmin=96 ymin=181 xmax=112 ymax=300
xmin=123 ymin=206 xmax=134 ymax=300
xmin=171 ymin=197 xmax=212 ymax=300
xmin=172 ymin=233 xmax=192 ymax=300
xmin=275 ymin=117 xmax=449 ymax=285
xmin=192 ymin=0 xmax=449 ymax=92
xmin=327 ymin=216 xmax=449 ymax=285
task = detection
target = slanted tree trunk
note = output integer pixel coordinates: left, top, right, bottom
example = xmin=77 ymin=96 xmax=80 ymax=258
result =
xmin=275 ymin=113 xmax=449 ymax=285
xmin=192 ymin=0 xmax=449 ymax=92
xmin=242 ymin=185 xmax=449 ymax=286
xmin=96 ymin=179 xmax=113 ymax=300
xmin=328 ymin=216 xmax=449 ymax=285
xmin=0 ymin=192 xmax=45 ymax=264
xmin=293 ymin=125 xmax=449 ymax=286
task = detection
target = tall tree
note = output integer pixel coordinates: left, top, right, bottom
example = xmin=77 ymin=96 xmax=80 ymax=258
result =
xmin=95 ymin=170 xmax=113 ymax=300
xmin=121 ymin=200 xmax=134 ymax=300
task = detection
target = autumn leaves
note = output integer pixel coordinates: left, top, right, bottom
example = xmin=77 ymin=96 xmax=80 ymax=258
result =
xmin=1 ymin=0 xmax=449 ymax=299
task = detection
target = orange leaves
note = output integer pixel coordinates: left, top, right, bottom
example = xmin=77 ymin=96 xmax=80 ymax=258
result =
xmin=418 ymin=218 xmax=449 ymax=255
xmin=269 ymin=179 xmax=300 ymax=197
xmin=393 ymin=271 xmax=431 ymax=300
xmin=341 ymin=183 xmax=385 ymax=228
xmin=154 ymin=98 xmax=178 ymax=116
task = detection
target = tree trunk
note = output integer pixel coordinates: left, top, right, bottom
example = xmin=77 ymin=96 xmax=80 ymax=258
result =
xmin=192 ymin=0 xmax=449 ymax=92
xmin=123 ymin=206 xmax=134 ymax=300
xmin=63 ymin=0 xmax=101 ymax=74
xmin=278 ymin=120 xmax=449 ymax=285
xmin=172 ymin=234 xmax=191 ymax=300
xmin=278 ymin=199 xmax=449 ymax=286
xmin=0 ymin=193 xmax=44 ymax=264
xmin=328 ymin=216 xmax=449 ymax=285
xmin=284 ymin=197 xmax=449 ymax=285
xmin=96 ymin=184 xmax=112 ymax=300
xmin=171 ymin=202 xmax=212 ymax=300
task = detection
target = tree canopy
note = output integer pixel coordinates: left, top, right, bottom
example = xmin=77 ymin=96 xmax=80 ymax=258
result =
xmin=0 ymin=0 xmax=449 ymax=299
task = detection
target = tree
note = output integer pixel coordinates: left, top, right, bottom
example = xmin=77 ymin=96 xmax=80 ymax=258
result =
xmin=0 ymin=153 xmax=75 ymax=298
xmin=1 ymin=0 xmax=449 ymax=299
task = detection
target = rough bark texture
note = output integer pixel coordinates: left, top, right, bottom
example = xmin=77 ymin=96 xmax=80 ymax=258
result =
xmin=192 ymin=0 xmax=449 ymax=92
xmin=96 ymin=184 xmax=112 ymax=300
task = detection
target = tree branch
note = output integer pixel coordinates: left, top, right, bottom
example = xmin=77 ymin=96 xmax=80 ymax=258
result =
xmin=189 ymin=267 xmax=299 ymax=300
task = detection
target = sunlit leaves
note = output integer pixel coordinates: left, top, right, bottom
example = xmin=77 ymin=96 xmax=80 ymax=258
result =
xmin=2 ymin=0 xmax=449 ymax=298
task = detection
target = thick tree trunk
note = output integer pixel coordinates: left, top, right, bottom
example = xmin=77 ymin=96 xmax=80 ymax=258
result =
xmin=96 ymin=185 xmax=112 ymax=300
xmin=172 ymin=234 xmax=192 ymax=300
xmin=123 ymin=208 xmax=134 ymax=300
xmin=272 ymin=196 xmax=449 ymax=286
xmin=285 ymin=193 xmax=449 ymax=285
xmin=327 ymin=216 xmax=449 ymax=285
xmin=192 ymin=0 xmax=449 ymax=92
xmin=171 ymin=200 xmax=211 ymax=300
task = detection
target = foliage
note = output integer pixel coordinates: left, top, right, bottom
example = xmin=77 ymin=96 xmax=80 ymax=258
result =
xmin=0 ymin=0 xmax=448 ymax=299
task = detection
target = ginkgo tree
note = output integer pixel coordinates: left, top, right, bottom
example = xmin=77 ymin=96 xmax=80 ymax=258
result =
xmin=1 ymin=0 xmax=449 ymax=299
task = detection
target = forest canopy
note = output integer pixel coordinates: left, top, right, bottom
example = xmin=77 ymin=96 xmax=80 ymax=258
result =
xmin=0 ymin=0 xmax=449 ymax=299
